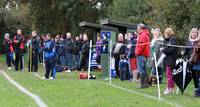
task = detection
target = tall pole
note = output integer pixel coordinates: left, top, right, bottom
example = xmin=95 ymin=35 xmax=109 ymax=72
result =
xmin=88 ymin=40 xmax=92 ymax=80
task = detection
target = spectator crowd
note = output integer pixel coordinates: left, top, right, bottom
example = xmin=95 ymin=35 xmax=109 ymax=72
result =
xmin=3 ymin=23 xmax=200 ymax=97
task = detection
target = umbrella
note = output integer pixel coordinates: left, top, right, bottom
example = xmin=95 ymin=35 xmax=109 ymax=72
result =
xmin=172 ymin=59 xmax=192 ymax=94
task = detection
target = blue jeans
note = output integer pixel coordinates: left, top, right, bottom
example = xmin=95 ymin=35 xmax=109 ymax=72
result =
xmin=65 ymin=53 xmax=73 ymax=70
xmin=136 ymin=56 xmax=147 ymax=75
xmin=74 ymin=54 xmax=80 ymax=69
xmin=60 ymin=55 xmax=66 ymax=66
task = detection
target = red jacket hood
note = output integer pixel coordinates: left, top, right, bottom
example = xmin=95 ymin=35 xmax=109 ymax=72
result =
xmin=139 ymin=29 xmax=150 ymax=36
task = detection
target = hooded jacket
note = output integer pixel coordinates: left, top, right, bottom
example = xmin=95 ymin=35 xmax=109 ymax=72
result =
xmin=135 ymin=29 xmax=150 ymax=57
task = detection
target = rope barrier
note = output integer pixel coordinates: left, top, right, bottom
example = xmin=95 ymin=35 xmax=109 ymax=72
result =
xmin=53 ymin=41 xmax=200 ymax=49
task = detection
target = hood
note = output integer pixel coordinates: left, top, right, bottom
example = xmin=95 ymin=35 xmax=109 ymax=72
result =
xmin=139 ymin=29 xmax=150 ymax=36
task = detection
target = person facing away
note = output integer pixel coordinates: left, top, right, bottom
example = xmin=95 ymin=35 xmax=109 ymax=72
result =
xmin=13 ymin=29 xmax=25 ymax=71
xmin=28 ymin=30 xmax=40 ymax=72
xmin=135 ymin=23 xmax=150 ymax=88
xmin=43 ymin=33 xmax=56 ymax=80
xmin=4 ymin=33 xmax=14 ymax=70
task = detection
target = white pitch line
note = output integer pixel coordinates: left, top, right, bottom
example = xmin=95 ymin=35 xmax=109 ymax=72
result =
xmin=33 ymin=72 xmax=182 ymax=107
xmin=102 ymin=83 xmax=183 ymax=107
xmin=0 ymin=71 xmax=48 ymax=107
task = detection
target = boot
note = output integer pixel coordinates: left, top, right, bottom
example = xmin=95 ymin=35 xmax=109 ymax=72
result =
xmin=137 ymin=75 xmax=145 ymax=88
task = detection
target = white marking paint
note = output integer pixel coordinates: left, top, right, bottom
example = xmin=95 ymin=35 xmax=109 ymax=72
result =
xmin=103 ymin=83 xmax=183 ymax=107
xmin=0 ymin=71 xmax=48 ymax=107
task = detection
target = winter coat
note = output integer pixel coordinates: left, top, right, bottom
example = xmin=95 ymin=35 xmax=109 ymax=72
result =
xmin=163 ymin=36 xmax=177 ymax=67
xmin=112 ymin=42 xmax=126 ymax=60
xmin=149 ymin=38 xmax=164 ymax=68
xmin=96 ymin=40 xmax=101 ymax=56
xmin=4 ymin=39 xmax=14 ymax=53
xmin=128 ymin=36 xmax=137 ymax=58
xmin=58 ymin=41 xmax=65 ymax=55
xmin=73 ymin=41 xmax=80 ymax=55
xmin=190 ymin=40 xmax=200 ymax=70
xmin=13 ymin=35 xmax=25 ymax=52
xmin=81 ymin=40 xmax=90 ymax=56
xmin=31 ymin=36 xmax=40 ymax=54
xmin=184 ymin=40 xmax=195 ymax=60
xmin=135 ymin=29 xmax=150 ymax=58
xmin=64 ymin=39 xmax=73 ymax=53
xmin=44 ymin=40 xmax=55 ymax=61
xmin=55 ymin=40 xmax=61 ymax=54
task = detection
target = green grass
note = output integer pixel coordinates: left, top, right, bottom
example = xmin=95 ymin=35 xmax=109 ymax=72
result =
xmin=0 ymin=72 xmax=37 ymax=107
xmin=0 ymin=54 xmax=199 ymax=107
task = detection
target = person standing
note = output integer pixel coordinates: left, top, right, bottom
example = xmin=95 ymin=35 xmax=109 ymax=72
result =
xmin=55 ymin=35 xmax=61 ymax=65
xmin=162 ymin=28 xmax=177 ymax=94
xmin=149 ymin=28 xmax=164 ymax=83
xmin=43 ymin=33 xmax=56 ymax=79
xmin=28 ymin=30 xmax=40 ymax=72
xmin=96 ymin=35 xmax=102 ymax=64
xmin=184 ymin=28 xmax=200 ymax=97
xmin=112 ymin=33 xmax=126 ymax=78
xmin=135 ymin=23 xmax=150 ymax=88
xmin=79 ymin=34 xmax=90 ymax=71
xmin=13 ymin=29 xmax=25 ymax=71
xmin=58 ymin=35 xmax=66 ymax=66
xmin=127 ymin=32 xmax=138 ymax=81
xmin=4 ymin=33 xmax=14 ymax=70
xmin=73 ymin=36 xmax=81 ymax=70
xmin=65 ymin=33 xmax=73 ymax=72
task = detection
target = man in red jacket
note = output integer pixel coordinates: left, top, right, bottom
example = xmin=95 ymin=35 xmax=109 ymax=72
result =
xmin=135 ymin=23 xmax=150 ymax=88
xmin=13 ymin=29 xmax=25 ymax=71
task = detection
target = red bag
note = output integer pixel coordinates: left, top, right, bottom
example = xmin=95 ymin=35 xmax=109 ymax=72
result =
xmin=79 ymin=72 xmax=88 ymax=79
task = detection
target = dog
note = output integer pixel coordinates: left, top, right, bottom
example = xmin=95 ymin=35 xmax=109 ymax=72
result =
xmin=149 ymin=75 xmax=157 ymax=86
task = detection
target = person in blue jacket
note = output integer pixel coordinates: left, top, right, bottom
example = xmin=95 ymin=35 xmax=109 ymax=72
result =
xmin=42 ymin=33 xmax=56 ymax=79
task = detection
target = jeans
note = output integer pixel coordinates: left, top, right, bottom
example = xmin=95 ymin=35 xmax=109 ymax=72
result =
xmin=60 ymin=54 xmax=66 ymax=66
xmin=136 ymin=56 xmax=147 ymax=76
xmin=74 ymin=54 xmax=80 ymax=69
xmin=66 ymin=53 xmax=73 ymax=70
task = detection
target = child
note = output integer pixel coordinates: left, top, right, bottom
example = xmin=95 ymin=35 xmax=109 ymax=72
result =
xmin=4 ymin=33 xmax=14 ymax=70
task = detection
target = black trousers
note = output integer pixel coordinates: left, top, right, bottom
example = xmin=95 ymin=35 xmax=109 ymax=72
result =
xmin=28 ymin=52 xmax=38 ymax=72
xmin=15 ymin=51 xmax=24 ymax=71
xmin=193 ymin=70 xmax=200 ymax=89
xmin=115 ymin=58 xmax=120 ymax=77
xmin=45 ymin=57 xmax=55 ymax=78
xmin=79 ymin=55 xmax=88 ymax=71
xmin=39 ymin=51 xmax=44 ymax=63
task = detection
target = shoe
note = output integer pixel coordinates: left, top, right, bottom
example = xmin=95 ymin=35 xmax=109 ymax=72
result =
xmin=41 ymin=76 xmax=48 ymax=80
xmin=164 ymin=88 xmax=173 ymax=95
xmin=49 ymin=77 xmax=54 ymax=80
xmin=8 ymin=67 xmax=12 ymax=70
xmin=66 ymin=70 xmax=71 ymax=73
